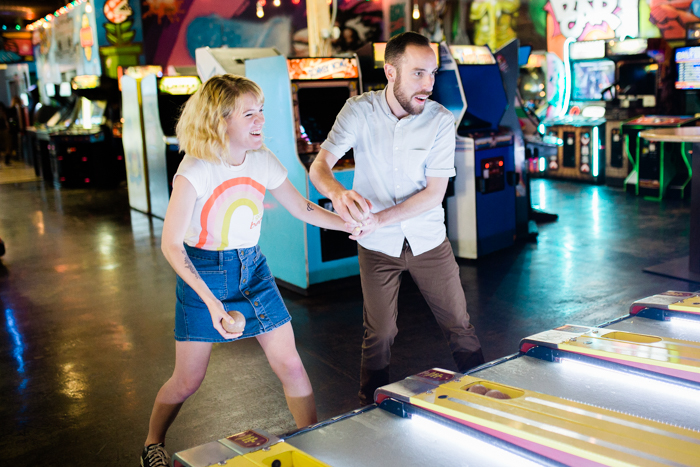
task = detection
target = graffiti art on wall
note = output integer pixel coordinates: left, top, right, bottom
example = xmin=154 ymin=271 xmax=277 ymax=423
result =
xmin=545 ymin=0 xmax=638 ymax=59
xmin=470 ymin=0 xmax=520 ymax=51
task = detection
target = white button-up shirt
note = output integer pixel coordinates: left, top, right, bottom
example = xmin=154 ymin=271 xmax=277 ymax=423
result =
xmin=321 ymin=89 xmax=456 ymax=257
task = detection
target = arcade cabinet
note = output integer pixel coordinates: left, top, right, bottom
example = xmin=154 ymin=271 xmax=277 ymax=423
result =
xmin=496 ymin=40 xmax=538 ymax=240
xmin=517 ymin=50 xmax=565 ymax=131
xmin=195 ymin=48 xmax=362 ymax=292
xmin=432 ymin=44 xmax=517 ymax=259
xmin=605 ymin=38 xmax=669 ymax=187
xmin=356 ymin=42 xmax=388 ymax=91
xmin=48 ymin=75 xmax=125 ymax=188
xmin=541 ymin=40 xmax=607 ymax=184
xmin=143 ymin=75 xmax=201 ymax=218
xmin=26 ymin=83 xmax=75 ymax=182
xmin=613 ymin=45 xmax=700 ymax=200
xmin=507 ymin=44 xmax=560 ymax=234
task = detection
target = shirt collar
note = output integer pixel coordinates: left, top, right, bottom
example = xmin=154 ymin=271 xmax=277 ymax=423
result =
xmin=379 ymin=88 xmax=415 ymax=122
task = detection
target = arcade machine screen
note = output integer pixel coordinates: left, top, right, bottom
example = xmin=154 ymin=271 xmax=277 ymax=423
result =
xmin=572 ymin=60 xmax=615 ymax=101
xmin=59 ymin=82 xmax=72 ymax=97
xmin=71 ymin=98 xmax=107 ymax=128
xmin=297 ymin=86 xmax=350 ymax=149
xmin=158 ymin=77 xmax=201 ymax=137
xmin=520 ymin=66 xmax=546 ymax=103
xmin=450 ymin=46 xmax=506 ymax=137
xmin=675 ymin=46 xmax=700 ymax=89
xmin=294 ymin=82 xmax=357 ymax=169
xmin=618 ymin=62 xmax=657 ymax=96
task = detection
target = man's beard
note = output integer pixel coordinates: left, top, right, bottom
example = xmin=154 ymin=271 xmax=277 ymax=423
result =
xmin=394 ymin=69 xmax=432 ymax=116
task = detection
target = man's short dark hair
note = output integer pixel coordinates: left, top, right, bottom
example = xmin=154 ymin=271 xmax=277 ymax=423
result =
xmin=384 ymin=32 xmax=431 ymax=67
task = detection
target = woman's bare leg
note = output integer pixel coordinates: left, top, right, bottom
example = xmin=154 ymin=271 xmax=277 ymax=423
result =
xmin=145 ymin=341 xmax=213 ymax=446
xmin=256 ymin=322 xmax=317 ymax=428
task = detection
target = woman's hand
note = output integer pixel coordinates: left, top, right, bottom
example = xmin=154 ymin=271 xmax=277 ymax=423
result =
xmin=349 ymin=211 xmax=380 ymax=240
xmin=205 ymin=298 xmax=243 ymax=339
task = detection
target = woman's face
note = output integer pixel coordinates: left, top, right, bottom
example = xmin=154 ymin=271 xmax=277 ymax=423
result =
xmin=226 ymin=93 xmax=265 ymax=154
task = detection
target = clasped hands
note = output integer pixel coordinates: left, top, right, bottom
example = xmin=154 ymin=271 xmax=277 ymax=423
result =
xmin=333 ymin=190 xmax=379 ymax=240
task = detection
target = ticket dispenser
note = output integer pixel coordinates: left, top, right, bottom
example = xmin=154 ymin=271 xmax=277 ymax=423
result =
xmin=196 ymin=48 xmax=361 ymax=292
xmin=432 ymin=44 xmax=517 ymax=259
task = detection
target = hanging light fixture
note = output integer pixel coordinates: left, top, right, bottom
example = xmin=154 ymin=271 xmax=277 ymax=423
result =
xmin=412 ymin=3 xmax=420 ymax=19
xmin=256 ymin=1 xmax=264 ymax=17
xmin=273 ymin=0 xmax=281 ymax=6
xmin=85 ymin=1 xmax=93 ymax=13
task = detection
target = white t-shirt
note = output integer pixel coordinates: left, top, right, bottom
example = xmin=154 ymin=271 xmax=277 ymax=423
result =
xmin=174 ymin=147 xmax=288 ymax=250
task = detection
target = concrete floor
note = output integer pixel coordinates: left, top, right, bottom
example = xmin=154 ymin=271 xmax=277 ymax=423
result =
xmin=0 ymin=175 xmax=696 ymax=466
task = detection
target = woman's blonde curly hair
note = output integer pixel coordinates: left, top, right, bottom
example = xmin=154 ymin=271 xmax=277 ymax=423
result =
xmin=176 ymin=74 xmax=264 ymax=164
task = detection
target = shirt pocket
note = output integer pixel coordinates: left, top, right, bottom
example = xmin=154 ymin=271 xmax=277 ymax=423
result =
xmin=406 ymin=149 xmax=429 ymax=181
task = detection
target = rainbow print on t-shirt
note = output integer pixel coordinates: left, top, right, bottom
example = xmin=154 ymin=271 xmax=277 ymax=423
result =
xmin=196 ymin=177 xmax=266 ymax=250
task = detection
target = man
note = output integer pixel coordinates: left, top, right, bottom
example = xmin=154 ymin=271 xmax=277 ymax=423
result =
xmin=309 ymin=32 xmax=484 ymax=405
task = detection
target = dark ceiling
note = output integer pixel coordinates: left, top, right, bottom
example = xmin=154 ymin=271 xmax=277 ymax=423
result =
xmin=0 ymin=0 xmax=67 ymax=25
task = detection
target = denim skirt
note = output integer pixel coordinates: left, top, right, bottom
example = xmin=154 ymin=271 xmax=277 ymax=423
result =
xmin=174 ymin=244 xmax=291 ymax=342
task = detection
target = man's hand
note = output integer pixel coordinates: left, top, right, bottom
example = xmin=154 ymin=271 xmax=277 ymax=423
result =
xmin=331 ymin=189 xmax=371 ymax=224
xmin=350 ymin=211 xmax=380 ymax=240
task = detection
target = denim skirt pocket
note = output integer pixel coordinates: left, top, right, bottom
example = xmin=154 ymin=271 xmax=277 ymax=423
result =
xmin=183 ymin=271 xmax=228 ymax=304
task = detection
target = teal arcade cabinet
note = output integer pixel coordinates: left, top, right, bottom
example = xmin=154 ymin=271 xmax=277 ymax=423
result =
xmin=432 ymin=44 xmax=517 ymax=259
xmin=196 ymin=48 xmax=361 ymax=293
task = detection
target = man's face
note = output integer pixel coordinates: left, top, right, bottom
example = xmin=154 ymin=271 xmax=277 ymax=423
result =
xmin=391 ymin=44 xmax=438 ymax=116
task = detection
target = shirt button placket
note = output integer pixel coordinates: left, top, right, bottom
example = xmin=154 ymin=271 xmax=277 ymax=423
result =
xmin=394 ymin=126 xmax=401 ymax=200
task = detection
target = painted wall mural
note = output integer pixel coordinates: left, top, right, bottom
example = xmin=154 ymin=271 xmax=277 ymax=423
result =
xmin=94 ymin=0 xmax=146 ymax=78
xmin=141 ymin=0 xmax=382 ymax=69
xmin=470 ymin=0 xmax=520 ymax=51
xmin=648 ymin=0 xmax=699 ymax=39
xmin=545 ymin=0 xmax=639 ymax=59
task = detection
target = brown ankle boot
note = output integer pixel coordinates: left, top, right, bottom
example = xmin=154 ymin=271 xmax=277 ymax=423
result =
xmin=358 ymin=366 xmax=390 ymax=406
xmin=453 ymin=348 xmax=485 ymax=374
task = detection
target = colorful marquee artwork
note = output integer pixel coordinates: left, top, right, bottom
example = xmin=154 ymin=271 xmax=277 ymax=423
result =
xmin=545 ymin=0 xmax=639 ymax=59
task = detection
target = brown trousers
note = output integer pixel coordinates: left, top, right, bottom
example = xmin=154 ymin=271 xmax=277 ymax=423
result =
xmin=357 ymin=237 xmax=482 ymax=373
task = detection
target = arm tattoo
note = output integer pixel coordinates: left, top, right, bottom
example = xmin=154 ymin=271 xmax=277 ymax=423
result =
xmin=182 ymin=249 xmax=201 ymax=280
xmin=306 ymin=202 xmax=314 ymax=211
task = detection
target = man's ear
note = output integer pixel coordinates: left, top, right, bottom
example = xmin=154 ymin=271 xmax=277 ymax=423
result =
xmin=384 ymin=63 xmax=396 ymax=83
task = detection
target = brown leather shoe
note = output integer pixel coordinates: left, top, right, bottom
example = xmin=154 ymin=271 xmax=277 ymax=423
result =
xmin=358 ymin=365 xmax=390 ymax=406
xmin=453 ymin=348 xmax=485 ymax=374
